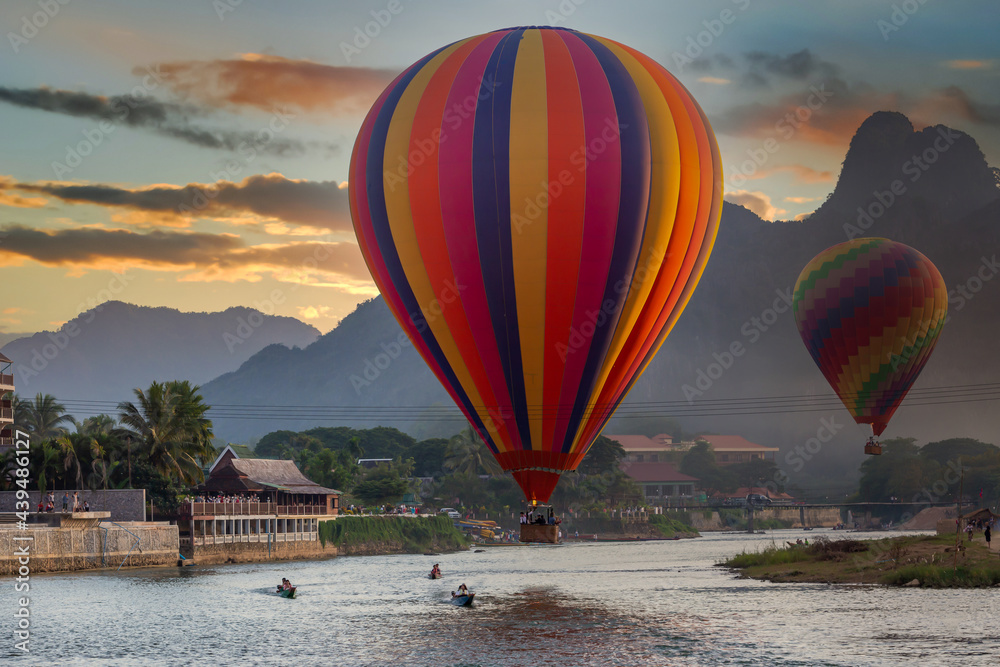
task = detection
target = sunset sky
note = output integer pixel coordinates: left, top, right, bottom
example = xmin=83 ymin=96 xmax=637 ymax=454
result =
xmin=2 ymin=0 xmax=998 ymax=334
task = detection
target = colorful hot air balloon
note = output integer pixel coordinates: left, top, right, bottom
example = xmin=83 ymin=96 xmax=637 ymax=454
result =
xmin=349 ymin=27 xmax=722 ymax=502
xmin=792 ymin=238 xmax=947 ymax=441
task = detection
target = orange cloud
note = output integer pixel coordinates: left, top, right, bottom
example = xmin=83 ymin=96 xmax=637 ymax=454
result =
xmin=0 ymin=176 xmax=47 ymax=208
xmin=785 ymin=196 xmax=823 ymax=203
xmin=945 ymin=60 xmax=993 ymax=70
xmin=145 ymin=54 xmax=397 ymax=116
xmin=735 ymin=165 xmax=834 ymax=184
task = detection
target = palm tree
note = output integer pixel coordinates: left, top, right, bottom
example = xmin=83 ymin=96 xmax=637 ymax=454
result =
xmin=16 ymin=393 xmax=76 ymax=441
xmin=77 ymin=414 xmax=117 ymax=436
xmin=55 ymin=433 xmax=87 ymax=490
xmin=444 ymin=426 xmax=502 ymax=476
xmin=116 ymin=380 xmax=214 ymax=487
xmin=31 ymin=441 xmax=63 ymax=497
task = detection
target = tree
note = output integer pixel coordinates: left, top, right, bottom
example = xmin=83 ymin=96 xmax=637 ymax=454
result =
xmin=444 ymin=426 xmax=501 ymax=476
xmin=680 ymin=442 xmax=736 ymax=494
xmin=117 ymin=380 xmax=215 ymax=487
xmin=350 ymin=459 xmax=413 ymax=505
xmin=579 ymin=436 xmax=625 ymax=475
xmin=77 ymin=414 xmax=117 ymax=436
xmin=16 ymin=393 xmax=76 ymax=441
xmin=405 ymin=437 xmax=449 ymax=476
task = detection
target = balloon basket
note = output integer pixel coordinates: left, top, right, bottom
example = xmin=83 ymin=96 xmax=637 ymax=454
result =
xmin=864 ymin=444 xmax=882 ymax=455
xmin=519 ymin=524 xmax=560 ymax=544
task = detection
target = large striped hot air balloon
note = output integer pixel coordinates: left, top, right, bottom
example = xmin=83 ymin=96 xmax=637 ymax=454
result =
xmin=792 ymin=238 xmax=948 ymax=442
xmin=349 ymin=27 xmax=722 ymax=502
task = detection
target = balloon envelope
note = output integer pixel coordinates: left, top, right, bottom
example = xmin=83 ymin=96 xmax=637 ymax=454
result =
xmin=792 ymin=238 xmax=947 ymax=436
xmin=349 ymin=27 xmax=722 ymax=501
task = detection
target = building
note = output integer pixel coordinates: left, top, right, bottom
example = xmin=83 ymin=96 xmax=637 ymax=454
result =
xmin=178 ymin=458 xmax=341 ymax=564
xmin=621 ymin=461 xmax=698 ymax=502
xmin=0 ymin=353 xmax=13 ymax=447
xmin=696 ymin=435 xmax=779 ymax=465
xmin=207 ymin=443 xmax=260 ymax=475
xmin=606 ymin=434 xmax=680 ymax=463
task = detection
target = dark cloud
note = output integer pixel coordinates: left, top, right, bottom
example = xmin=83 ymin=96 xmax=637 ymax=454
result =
xmin=0 ymin=225 xmax=241 ymax=266
xmin=15 ymin=173 xmax=351 ymax=231
xmin=744 ymin=49 xmax=840 ymax=83
xmin=145 ymin=54 xmax=397 ymax=115
xmin=0 ymin=86 xmax=335 ymax=156
xmin=0 ymin=224 xmax=370 ymax=284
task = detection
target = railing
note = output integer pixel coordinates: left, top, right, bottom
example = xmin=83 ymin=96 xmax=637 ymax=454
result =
xmin=183 ymin=502 xmax=329 ymax=517
xmin=180 ymin=532 xmax=318 ymax=546
xmin=0 ymin=374 xmax=13 ymax=389
xmin=0 ymin=407 xmax=12 ymax=420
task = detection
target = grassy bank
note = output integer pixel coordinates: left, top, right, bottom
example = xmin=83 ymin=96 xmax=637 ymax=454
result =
xmin=318 ymin=515 xmax=469 ymax=556
xmin=721 ymin=534 xmax=1000 ymax=587
xmin=648 ymin=513 xmax=700 ymax=538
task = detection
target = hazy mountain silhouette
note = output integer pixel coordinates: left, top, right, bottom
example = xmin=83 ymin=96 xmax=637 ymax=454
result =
xmin=203 ymin=111 xmax=999 ymax=486
xmin=1 ymin=301 xmax=319 ymax=409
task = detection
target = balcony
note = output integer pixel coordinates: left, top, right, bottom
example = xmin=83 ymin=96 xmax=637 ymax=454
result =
xmin=181 ymin=501 xmax=329 ymax=517
xmin=0 ymin=374 xmax=13 ymax=392
xmin=179 ymin=532 xmax=318 ymax=547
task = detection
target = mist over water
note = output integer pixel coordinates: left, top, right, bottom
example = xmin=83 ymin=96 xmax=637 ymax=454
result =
xmin=6 ymin=530 xmax=997 ymax=666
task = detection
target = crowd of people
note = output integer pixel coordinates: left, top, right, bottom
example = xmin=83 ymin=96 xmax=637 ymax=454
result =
xmin=186 ymin=493 xmax=266 ymax=504
xmin=34 ymin=491 xmax=91 ymax=513
xmin=518 ymin=507 xmax=561 ymax=526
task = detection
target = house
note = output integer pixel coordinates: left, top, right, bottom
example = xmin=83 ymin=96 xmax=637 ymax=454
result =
xmin=619 ymin=461 xmax=698 ymax=502
xmin=0 ymin=353 xmax=13 ymax=448
xmin=179 ymin=458 xmax=342 ymax=564
xmin=695 ymin=435 xmax=779 ymax=465
xmin=208 ymin=443 xmax=260 ymax=475
xmin=605 ymin=434 xmax=680 ymax=463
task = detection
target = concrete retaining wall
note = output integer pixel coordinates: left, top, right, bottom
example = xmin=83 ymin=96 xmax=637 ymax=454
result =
xmin=0 ymin=523 xmax=178 ymax=574
xmin=187 ymin=538 xmax=336 ymax=565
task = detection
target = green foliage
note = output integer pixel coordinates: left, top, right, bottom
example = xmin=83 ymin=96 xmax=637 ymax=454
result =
xmin=407 ymin=437 xmax=449 ymax=476
xmin=881 ymin=564 xmax=1000 ymax=587
xmin=15 ymin=393 xmax=76 ymax=441
xmin=444 ymin=427 xmax=501 ymax=476
xmin=647 ymin=513 xmax=697 ymax=537
xmin=578 ymin=435 xmax=625 ymax=475
xmin=724 ymin=544 xmax=813 ymax=568
xmin=317 ymin=515 xmax=468 ymax=553
xmin=350 ymin=459 xmax=414 ymax=504
xmin=680 ymin=442 xmax=736 ymax=493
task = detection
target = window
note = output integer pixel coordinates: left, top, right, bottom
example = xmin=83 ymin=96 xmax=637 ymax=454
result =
xmin=635 ymin=454 xmax=644 ymax=462
xmin=648 ymin=454 xmax=658 ymax=462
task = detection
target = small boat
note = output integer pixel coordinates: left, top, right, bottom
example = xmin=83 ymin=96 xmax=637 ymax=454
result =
xmin=450 ymin=593 xmax=474 ymax=606
xmin=278 ymin=587 xmax=296 ymax=599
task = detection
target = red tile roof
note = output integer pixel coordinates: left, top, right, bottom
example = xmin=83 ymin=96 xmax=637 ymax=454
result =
xmin=620 ymin=461 xmax=698 ymax=483
xmin=698 ymin=434 xmax=778 ymax=452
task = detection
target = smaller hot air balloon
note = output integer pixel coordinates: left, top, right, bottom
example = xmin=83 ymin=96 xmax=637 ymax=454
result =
xmin=792 ymin=238 xmax=947 ymax=454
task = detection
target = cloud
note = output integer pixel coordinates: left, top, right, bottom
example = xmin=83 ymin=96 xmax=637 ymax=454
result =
xmin=298 ymin=305 xmax=337 ymax=320
xmin=0 ymin=85 xmax=334 ymax=156
xmin=0 ymin=224 xmax=373 ymax=287
xmin=733 ymin=164 xmax=834 ymax=184
xmin=0 ymin=177 xmax=47 ymax=209
xmin=724 ymin=190 xmax=786 ymax=221
xmin=698 ymin=77 xmax=731 ymax=85
xmin=691 ymin=50 xmax=839 ymax=88
xmin=145 ymin=54 xmax=397 ymax=115
xmin=910 ymin=86 xmax=1000 ymax=127
xmin=784 ymin=196 xmax=823 ymax=203
xmin=14 ymin=173 xmax=352 ymax=232
xmin=944 ymin=60 xmax=994 ymax=70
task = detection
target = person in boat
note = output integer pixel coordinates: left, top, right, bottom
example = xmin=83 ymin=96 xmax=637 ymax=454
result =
xmin=431 ymin=564 xmax=441 ymax=578
xmin=453 ymin=583 xmax=469 ymax=597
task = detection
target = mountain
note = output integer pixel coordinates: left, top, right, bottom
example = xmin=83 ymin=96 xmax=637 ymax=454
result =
xmin=1 ymin=301 xmax=320 ymax=409
xmin=202 ymin=112 xmax=1000 ymax=484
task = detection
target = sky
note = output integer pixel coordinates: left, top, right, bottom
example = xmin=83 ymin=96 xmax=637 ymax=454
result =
xmin=1 ymin=0 xmax=998 ymax=335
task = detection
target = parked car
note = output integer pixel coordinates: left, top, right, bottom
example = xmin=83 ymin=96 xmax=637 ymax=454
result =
xmin=746 ymin=494 xmax=772 ymax=506
xmin=722 ymin=497 xmax=746 ymax=507
xmin=438 ymin=507 xmax=461 ymax=519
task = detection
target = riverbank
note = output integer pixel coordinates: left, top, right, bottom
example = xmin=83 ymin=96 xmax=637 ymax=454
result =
xmin=721 ymin=533 xmax=1000 ymax=587
xmin=318 ymin=515 xmax=469 ymax=556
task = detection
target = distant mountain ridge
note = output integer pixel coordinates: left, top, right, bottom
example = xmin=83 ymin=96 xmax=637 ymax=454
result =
xmin=1 ymin=301 xmax=319 ymax=408
xmin=192 ymin=112 xmax=1000 ymax=481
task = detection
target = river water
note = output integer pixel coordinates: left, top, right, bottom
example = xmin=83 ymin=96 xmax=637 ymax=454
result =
xmin=5 ymin=529 xmax=998 ymax=666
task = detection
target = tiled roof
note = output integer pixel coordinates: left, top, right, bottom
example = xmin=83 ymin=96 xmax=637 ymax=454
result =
xmin=227 ymin=459 xmax=341 ymax=495
xmin=698 ymin=434 xmax=779 ymax=452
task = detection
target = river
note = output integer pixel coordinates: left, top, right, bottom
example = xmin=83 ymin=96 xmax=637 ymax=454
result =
xmin=5 ymin=529 xmax=997 ymax=666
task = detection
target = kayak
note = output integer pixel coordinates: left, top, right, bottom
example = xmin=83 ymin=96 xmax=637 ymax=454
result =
xmin=451 ymin=593 xmax=474 ymax=606
xmin=279 ymin=587 xmax=296 ymax=599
